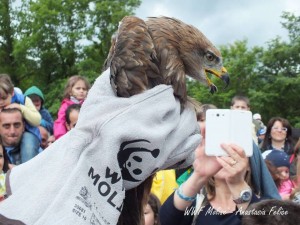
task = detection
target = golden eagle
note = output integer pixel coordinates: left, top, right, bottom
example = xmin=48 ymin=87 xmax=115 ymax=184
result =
xmin=104 ymin=16 xmax=229 ymax=108
xmin=103 ymin=16 xmax=230 ymax=225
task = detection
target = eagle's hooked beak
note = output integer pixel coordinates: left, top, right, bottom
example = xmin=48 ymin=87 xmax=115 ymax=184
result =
xmin=205 ymin=67 xmax=230 ymax=94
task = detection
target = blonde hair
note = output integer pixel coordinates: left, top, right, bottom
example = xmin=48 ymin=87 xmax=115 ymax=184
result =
xmin=63 ymin=75 xmax=91 ymax=99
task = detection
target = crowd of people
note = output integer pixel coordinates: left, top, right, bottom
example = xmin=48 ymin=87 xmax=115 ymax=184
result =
xmin=147 ymin=96 xmax=300 ymax=225
xmin=0 ymin=73 xmax=87 ymax=200
xmin=0 ymin=72 xmax=300 ymax=224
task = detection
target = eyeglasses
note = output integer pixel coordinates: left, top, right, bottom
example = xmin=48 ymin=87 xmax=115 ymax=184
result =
xmin=272 ymin=127 xmax=288 ymax=132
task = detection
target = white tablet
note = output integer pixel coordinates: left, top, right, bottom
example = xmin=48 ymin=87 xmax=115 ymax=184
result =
xmin=205 ymin=109 xmax=253 ymax=156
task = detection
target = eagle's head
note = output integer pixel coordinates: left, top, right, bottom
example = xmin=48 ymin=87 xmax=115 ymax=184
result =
xmin=179 ymin=28 xmax=229 ymax=93
xmin=182 ymin=48 xmax=229 ymax=93
xmin=105 ymin=16 xmax=230 ymax=106
xmin=148 ymin=17 xmax=229 ymax=94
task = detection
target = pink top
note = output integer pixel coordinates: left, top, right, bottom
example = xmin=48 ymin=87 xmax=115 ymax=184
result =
xmin=278 ymin=179 xmax=294 ymax=199
xmin=53 ymin=98 xmax=84 ymax=139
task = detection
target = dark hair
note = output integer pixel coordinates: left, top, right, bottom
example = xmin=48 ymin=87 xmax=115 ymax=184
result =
xmin=196 ymin=104 xmax=217 ymax=122
xmin=0 ymin=139 xmax=9 ymax=173
xmin=264 ymin=160 xmax=281 ymax=188
xmin=118 ymin=175 xmax=154 ymax=225
xmin=242 ymin=199 xmax=300 ymax=225
xmin=0 ymin=108 xmax=23 ymax=118
xmin=2 ymin=151 xmax=9 ymax=173
xmin=65 ymin=104 xmax=81 ymax=125
xmin=63 ymin=75 xmax=91 ymax=99
xmin=231 ymin=95 xmax=250 ymax=107
xmin=261 ymin=117 xmax=293 ymax=154
xmin=147 ymin=193 xmax=161 ymax=225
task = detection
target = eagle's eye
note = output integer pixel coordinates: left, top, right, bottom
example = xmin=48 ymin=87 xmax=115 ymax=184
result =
xmin=206 ymin=52 xmax=214 ymax=61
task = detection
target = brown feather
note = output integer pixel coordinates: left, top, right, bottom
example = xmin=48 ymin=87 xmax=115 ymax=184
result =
xmin=104 ymin=16 xmax=161 ymax=97
xmin=104 ymin=16 xmax=228 ymax=108
xmin=104 ymin=16 xmax=229 ymax=225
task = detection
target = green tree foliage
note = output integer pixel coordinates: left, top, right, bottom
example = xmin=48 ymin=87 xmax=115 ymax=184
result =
xmin=1 ymin=0 xmax=141 ymax=116
xmin=0 ymin=4 xmax=299 ymax=127
xmin=0 ymin=0 xmax=16 ymax=80
xmin=250 ymin=12 xmax=300 ymax=127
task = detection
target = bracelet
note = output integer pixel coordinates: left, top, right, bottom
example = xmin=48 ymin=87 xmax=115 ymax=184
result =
xmin=176 ymin=184 xmax=197 ymax=202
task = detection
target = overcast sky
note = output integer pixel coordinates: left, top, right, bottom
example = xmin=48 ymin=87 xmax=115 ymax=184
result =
xmin=134 ymin=0 xmax=300 ymax=47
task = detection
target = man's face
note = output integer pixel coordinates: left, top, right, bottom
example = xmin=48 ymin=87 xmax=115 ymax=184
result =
xmin=231 ymin=100 xmax=249 ymax=111
xmin=38 ymin=126 xmax=49 ymax=149
xmin=0 ymin=111 xmax=25 ymax=147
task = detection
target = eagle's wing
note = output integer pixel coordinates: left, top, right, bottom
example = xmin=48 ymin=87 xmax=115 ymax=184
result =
xmin=146 ymin=17 xmax=188 ymax=105
xmin=104 ymin=16 xmax=161 ymax=97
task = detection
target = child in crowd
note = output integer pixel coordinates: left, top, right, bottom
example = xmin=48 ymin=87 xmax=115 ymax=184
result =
xmin=0 ymin=74 xmax=41 ymax=164
xmin=264 ymin=150 xmax=295 ymax=200
xmin=230 ymin=95 xmax=258 ymax=144
xmin=290 ymin=141 xmax=300 ymax=183
xmin=253 ymin=113 xmax=265 ymax=135
xmin=24 ymin=86 xmax=54 ymax=135
xmin=257 ymin=126 xmax=266 ymax=146
xmin=54 ymin=75 xmax=90 ymax=139
xmin=47 ymin=135 xmax=56 ymax=146
xmin=0 ymin=139 xmax=10 ymax=201
xmin=144 ymin=193 xmax=161 ymax=225
xmin=65 ymin=104 xmax=81 ymax=131
xmin=38 ymin=126 xmax=49 ymax=150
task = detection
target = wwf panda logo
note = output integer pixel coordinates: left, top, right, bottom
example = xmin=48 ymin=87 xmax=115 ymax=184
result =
xmin=117 ymin=139 xmax=160 ymax=182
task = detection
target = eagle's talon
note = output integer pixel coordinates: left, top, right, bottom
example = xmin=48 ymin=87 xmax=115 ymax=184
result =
xmin=210 ymin=84 xmax=218 ymax=94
